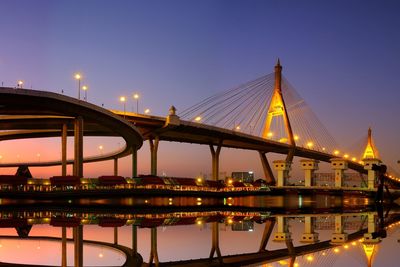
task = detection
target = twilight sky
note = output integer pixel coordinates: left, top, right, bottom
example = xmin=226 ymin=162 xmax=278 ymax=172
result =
xmin=1 ymin=0 xmax=400 ymax=178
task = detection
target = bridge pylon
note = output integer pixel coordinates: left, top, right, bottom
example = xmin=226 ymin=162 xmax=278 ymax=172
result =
xmin=362 ymin=128 xmax=382 ymax=189
xmin=262 ymin=59 xmax=296 ymax=162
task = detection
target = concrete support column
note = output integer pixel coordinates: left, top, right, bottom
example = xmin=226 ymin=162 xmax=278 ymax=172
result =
xmin=209 ymin=142 xmax=222 ymax=181
xmin=209 ymin=222 xmax=222 ymax=263
xmin=330 ymin=158 xmax=348 ymax=188
xmin=149 ymin=137 xmax=159 ymax=176
xmin=132 ymin=225 xmax=137 ymax=255
xmin=114 ymin=227 xmax=118 ymax=245
xmin=273 ymin=216 xmax=292 ymax=242
xmin=73 ymin=225 xmax=83 ymax=267
xmin=113 ymin=158 xmax=118 ymax=176
xmin=73 ymin=117 xmax=84 ymax=177
xmin=363 ymin=159 xmax=382 ymax=189
xmin=300 ymin=159 xmax=319 ymax=187
xmin=259 ymin=152 xmax=275 ymax=185
xmin=331 ymin=215 xmax=348 ymax=244
xmin=149 ymin=227 xmax=159 ymax=266
xmin=300 ymin=216 xmax=319 ymax=243
xmin=61 ymin=123 xmax=67 ymax=176
xmin=132 ymin=147 xmax=138 ymax=178
xmin=273 ymin=160 xmax=291 ymax=187
xmin=363 ymin=213 xmax=381 ymax=243
xmin=259 ymin=218 xmax=275 ymax=251
xmin=62 ymin=227 xmax=67 ymax=267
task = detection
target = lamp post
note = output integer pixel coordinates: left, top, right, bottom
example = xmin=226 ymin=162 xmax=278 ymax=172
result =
xmin=17 ymin=80 xmax=23 ymax=88
xmin=82 ymin=85 xmax=88 ymax=101
xmin=133 ymin=93 xmax=139 ymax=113
xmin=144 ymin=108 xmax=150 ymax=115
xmin=120 ymin=96 xmax=126 ymax=118
xmin=74 ymin=73 xmax=81 ymax=99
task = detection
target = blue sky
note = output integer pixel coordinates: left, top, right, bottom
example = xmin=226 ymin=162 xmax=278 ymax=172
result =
xmin=1 ymin=0 xmax=400 ymax=177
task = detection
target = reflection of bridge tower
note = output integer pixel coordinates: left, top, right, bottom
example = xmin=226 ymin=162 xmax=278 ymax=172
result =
xmin=362 ymin=243 xmax=378 ymax=267
xmin=300 ymin=216 xmax=319 ymax=243
xmin=273 ymin=216 xmax=292 ymax=242
xmin=362 ymin=128 xmax=381 ymax=189
xmin=209 ymin=222 xmax=223 ymax=264
xmin=330 ymin=215 xmax=348 ymax=244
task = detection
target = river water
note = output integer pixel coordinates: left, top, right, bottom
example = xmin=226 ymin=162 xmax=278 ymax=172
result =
xmin=0 ymin=195 xmax=398 ymax=266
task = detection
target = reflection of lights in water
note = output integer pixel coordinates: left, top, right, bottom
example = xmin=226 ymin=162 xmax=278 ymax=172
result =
xmin=352 ymin=241 xmax=357 ymax=246
xmin=334 ymin=248 xmax=340 ymax=253
xmin=344 ymin=244 xmax=349 ymax=249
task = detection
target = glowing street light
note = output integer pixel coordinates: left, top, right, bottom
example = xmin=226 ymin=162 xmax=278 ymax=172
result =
xmin=74 ymin=73 xmax=82 ymax=99
xmin=294 ymin=135 xmax=299 ymax=141
xmin=144 ymin=108 xmax=150 ymax=114
xmin=194 ymin=116 xmax=202 ymax=122
xmin=98 ymin=145 xmax=104 ymax=155
xmin=306 ymin=141 xmax=314 ymax=149
xmin=133 ymin=93 xmax=139 ymax=113
xmin=267 ymin=132 xmax=273 ymax=138
xmin=82 ymin=85 xmax=88 ymax=101
xmin=119 ymin=96 xmax=126 ymax=117
xmin=17 ymin=80 xmax=23 ymax=88
xmin=235 ymin=125 xmax=241 ymax=131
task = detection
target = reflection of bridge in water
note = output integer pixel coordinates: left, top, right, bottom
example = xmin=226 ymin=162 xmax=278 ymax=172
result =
xmin=0 ymin=204 xmax=398 ymax=267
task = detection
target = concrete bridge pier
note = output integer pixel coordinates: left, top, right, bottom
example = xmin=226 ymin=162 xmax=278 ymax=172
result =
xmin=259 ymin=218 xmax=276 ymax=251
xmin=149 ymin=136 xmax=159 ymax=176
xmin=114 ymin=227 xmax=118 ymax=244
xmin=363 ymin=159 xmax=381 ymax=189
xmin=62 ymin=227 xmax=67 ymax=267
xmin=149 ymin=227 xmax=159 ymax=266
xmin=300 ymin=216 xmax=319 ymax=243
xmin=330 ymin=215 xmax=348 ymax=244
xmin=273 ymin=216 xmax=292 ymax=242
xmin=132 ymin=225 xmax=138 ymax=255
xmin=210 ymin=142 xmax=222 ymax=181
xmin=300 ymin=159 xmax=319 ymax=187
xmin=209 ymin=222 xmax=223 ymax=264
xmin=363 ymin=213 xmax=381 ymax=243
xmin=73 ymin=117 xmax=84 ymax=177
xmin=73 ymin=225 xmax=83 ymax=267
xmin=330 ymin=158 xmax=348 ymax=188
xmin=132 ymin=147 xmax=138 ymax=177
xmin=61 ymin=123 xmax=68 ymax=176
xmin=273 ymin=160 xmax=291 ymax=187
xmin=113 ymin=158 xmax=118 ymax=176
xmin=259 ymin=152 xmax=275 ymax=185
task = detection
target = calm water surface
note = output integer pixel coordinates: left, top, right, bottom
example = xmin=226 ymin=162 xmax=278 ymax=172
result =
xmin=0 ymin=195 xmax=398 ymax=267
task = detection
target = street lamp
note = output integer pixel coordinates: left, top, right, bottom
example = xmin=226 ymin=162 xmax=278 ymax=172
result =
xmin=74 ymin=73 xmax=81 ymax=99
xmin=144 ymin=108 xmax=150 ymax=114
xmin=98 ymin=145 xmax=104 ymax=155
xmin=119 ymin=96 xmax=126 ymax=117
xmin=17 ymin=80 xmax=23 ymax=88
xmin=82 ymin=85 xmax=88 ymax=101
xmin=133 ymin=93 xmax=139 ymax=113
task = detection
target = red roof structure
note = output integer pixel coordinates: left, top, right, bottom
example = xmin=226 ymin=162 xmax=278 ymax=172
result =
xmin=0 ymin=175 xmax=28 ymax=185
xmin=50 ymin=176 xmax=81 ymax=186
xmin=98 ymin=176 xmax=127 ymax=185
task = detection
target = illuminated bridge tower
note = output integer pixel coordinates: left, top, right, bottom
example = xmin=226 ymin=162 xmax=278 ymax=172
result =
xmin=262 ymin=59 xmax=296 ymax=186
xmin=362 ymin=128 xmax=381 ymax=189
